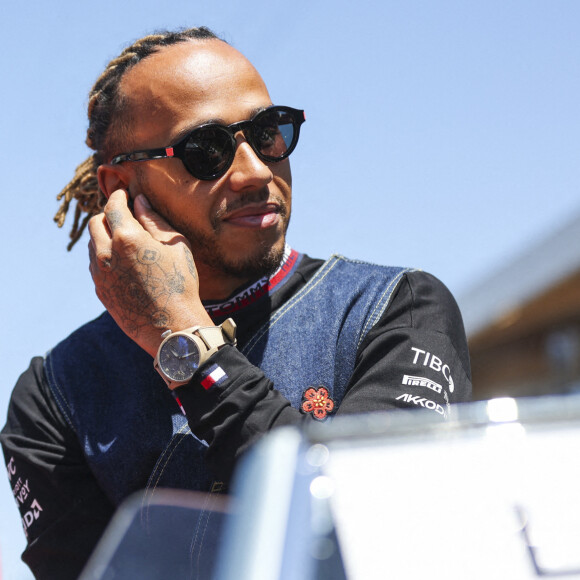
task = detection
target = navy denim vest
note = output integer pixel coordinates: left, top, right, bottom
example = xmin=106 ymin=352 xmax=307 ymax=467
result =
xmin=45 ymin=256 xmax=410 ymax=505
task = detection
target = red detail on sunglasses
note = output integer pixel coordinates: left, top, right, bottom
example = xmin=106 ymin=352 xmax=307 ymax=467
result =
xmin=300 ymin=386 xmax=334 ymax=420
xmin=166 ymin=147 xmax=175 ymax=157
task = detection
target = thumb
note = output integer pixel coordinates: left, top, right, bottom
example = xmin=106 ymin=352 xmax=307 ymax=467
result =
xmin=134 ymin=194 xmax=181 ymax=241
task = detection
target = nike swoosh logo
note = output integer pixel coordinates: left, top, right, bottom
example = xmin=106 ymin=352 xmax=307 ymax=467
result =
xmin=97 ymin=439 xmax=117 ymax=453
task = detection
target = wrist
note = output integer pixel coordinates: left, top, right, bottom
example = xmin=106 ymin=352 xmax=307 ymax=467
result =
xmin=146 ymin=307 xmax=215 ymax=357
xmin=153 ymin=318 xmax=237 ymax=389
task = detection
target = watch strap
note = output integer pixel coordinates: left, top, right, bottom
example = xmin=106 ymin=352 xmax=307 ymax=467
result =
xmin=154 ymin=318 xmax=237 ymax=390
xmin=195 ymin=325 xmax=232 ymax=354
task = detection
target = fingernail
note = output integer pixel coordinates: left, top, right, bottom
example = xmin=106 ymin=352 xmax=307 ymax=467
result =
xmin=137 ymin=194 xmax=151 ymax=209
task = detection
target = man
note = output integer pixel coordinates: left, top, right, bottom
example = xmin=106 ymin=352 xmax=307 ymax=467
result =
xmin=2 ymin=27 xmax=472 ymax=579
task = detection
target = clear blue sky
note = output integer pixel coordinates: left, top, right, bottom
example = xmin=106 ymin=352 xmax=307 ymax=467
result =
xmin=1 ymin=1 xmax=579 ymax=577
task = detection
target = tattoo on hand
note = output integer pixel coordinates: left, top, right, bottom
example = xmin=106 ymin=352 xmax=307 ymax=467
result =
xmin=137 ymin=248 xmax=160 ymax=265
xmin=101 ymin=250 xmax=120 ymax=271
xmin=151 ymin=309 xmax=171 ymax=328
xmin=183 ymin=246 xmax=196 ymax=278
xmin=166 ymin=265 xmax=185 ymax=294
xmin=98 ymin=244 xmax=194 ymax=338
xmin=106 ymin=210 xmax=123 ymax=231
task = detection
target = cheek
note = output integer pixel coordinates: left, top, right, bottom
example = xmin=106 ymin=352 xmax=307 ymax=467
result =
xmin=272 ymin=160 xmax=292 ymax=194
xmin=134 ymin=161 xmax=199 ymax=195
xmin=133 ymin=163 xmax=217 ymax=212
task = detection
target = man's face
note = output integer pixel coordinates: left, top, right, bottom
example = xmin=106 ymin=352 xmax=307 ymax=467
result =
xmin=117 ymin=40 xmax=292 ymax=298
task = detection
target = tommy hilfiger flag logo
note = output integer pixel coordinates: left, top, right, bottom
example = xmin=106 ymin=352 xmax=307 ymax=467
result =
xmin=200 ymin=364 xmax=228 ymax=390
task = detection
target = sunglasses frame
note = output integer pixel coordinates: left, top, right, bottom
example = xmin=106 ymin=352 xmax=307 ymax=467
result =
xmin=110 ymin=105 xmax=305 ymax=181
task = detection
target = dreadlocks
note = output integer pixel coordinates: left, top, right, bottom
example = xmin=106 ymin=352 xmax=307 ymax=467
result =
xmin=54 ymin=26 xmax=221 ymax=250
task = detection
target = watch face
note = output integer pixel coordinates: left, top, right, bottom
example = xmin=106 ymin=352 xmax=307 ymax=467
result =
xmin=158 ymin=334 xmax=201 ymax=382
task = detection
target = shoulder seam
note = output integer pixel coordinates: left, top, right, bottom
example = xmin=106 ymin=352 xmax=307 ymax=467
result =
xmin=358 ymin=268 xmax=417 ymax=349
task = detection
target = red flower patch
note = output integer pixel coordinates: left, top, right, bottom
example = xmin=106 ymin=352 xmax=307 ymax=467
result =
xmin=300 ymin=386 xmax=334 ymax=420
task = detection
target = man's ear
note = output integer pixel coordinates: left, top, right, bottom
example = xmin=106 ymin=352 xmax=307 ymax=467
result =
xmin=97 ymin=164 xmax=131 ymax=199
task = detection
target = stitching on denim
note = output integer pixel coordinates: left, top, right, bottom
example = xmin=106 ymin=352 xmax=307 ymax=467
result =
xmin=147 ymin=423 xmax=191 ymax=492
xmin=242 ymin=255 xmax=341 ymax=356
xmin=143 ymin=422 xmax=192 ymax=511
xmin=189 ymin=493 xmax=206 ymax=568
xmin=190 ymin=487 xmax=215 ymax=575
xmin=142 ymin=424 xmax=192 ymax=526
xmin=358 ymin=268 xmax=416 ymax=348
xmin=332 ymin=255 xmax=383 ymax=266
xmin=43 ymin=354 xmax=75 ymax=429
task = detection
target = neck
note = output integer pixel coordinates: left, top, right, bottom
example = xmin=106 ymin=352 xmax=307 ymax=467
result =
xmin=201 ymin=246 xmax=302 ymax=319
xmin=196 ymin=243 xmax=293 ymax=302
xmin=196 ymin=265 xmax=255 ymax=302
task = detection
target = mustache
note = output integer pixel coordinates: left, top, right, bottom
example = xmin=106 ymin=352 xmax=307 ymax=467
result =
xmin=214 ymin=189 xmax=287 ymax=221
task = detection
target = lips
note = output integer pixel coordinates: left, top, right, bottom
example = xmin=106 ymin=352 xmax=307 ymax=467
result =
xmin=222 ymin=203 xmax=281 ymax=228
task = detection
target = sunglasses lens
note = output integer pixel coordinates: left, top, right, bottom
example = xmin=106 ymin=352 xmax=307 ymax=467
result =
xmin=251 ymin=108 xmax=297 ymax=160
xmin=179 ymin=107 xmax=302 ymax=179
xmin=183 ymin=127 xmax=234 ymax=179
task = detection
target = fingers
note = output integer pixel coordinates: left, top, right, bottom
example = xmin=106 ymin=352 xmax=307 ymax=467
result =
xmin=102 ymin=189 xmax=182 ymax=245
xmin=133 ymin=194 xmax=185 ymax=244
xmin=99 ymin=189 xmax=159 ymax=245
xmin=87 ymin=190 xmax=130 ymax=273
xmin=90 ymin=189 xmax=187 ymax=276
xmin=103 ymin=189 xmax=135 ymax=234
xmin=88 ymin=213 xmax=116 ymax=273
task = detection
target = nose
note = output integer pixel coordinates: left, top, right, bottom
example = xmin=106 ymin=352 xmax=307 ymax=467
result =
xmin=227 ymin=137 xmax=273 ymax=191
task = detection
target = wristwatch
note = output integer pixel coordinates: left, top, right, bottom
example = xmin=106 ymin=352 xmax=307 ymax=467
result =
xmin=154 ymin=318 xmax=237 ymax=389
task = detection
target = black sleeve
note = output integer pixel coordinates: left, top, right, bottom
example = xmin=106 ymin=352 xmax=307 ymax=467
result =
xmin=175 ymin=271 xmax=471 ymax=481
xmin=338 ymin=271 xmax=471 ymax=416
xmin=1 ymin=358 xmax=115 ymax=580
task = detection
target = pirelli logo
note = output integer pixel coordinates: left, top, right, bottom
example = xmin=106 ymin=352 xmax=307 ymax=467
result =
xmin=402 ymin=375 xmax=443 ymax=394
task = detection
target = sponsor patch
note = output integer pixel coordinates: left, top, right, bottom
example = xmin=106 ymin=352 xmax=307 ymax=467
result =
xmin=200 ymin=364 xmax=228 ymax=390
xmin=402 ymin=374 xmax=443 ymax=394
xmin=396 ymin=393 xmax=447 ymax=419
xmin=22 ymin=499 xmax=43 ymax=536
xmin=6 ymin=456 xmax=44 ymax=538
xmin=410 ymin=347 xmax=455 ymax=393
xmin=6 ymin=456 xmax=16 ymax=481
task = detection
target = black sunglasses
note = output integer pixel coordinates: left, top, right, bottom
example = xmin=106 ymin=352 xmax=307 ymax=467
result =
xmin=110 ymin=105 xmax=305 ymax=181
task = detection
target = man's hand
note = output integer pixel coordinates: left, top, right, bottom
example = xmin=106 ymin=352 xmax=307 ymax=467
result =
xmin=88 ymin=190 xmax=214 ymax=357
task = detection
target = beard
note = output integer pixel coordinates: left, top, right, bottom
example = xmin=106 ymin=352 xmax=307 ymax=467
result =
xmin=179 ymin=218 xmax=289 ymax=280
xmin=135 ymin=169 xmax=291 ymax=282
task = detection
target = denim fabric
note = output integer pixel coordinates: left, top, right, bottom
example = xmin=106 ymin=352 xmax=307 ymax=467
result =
xmin=242 ymin=256 xmax=411 ymax=407
xmin=44 ymin=255 xmax=409 ymax=505
xmin=44 ymin=315 xmax=211 ymax=506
